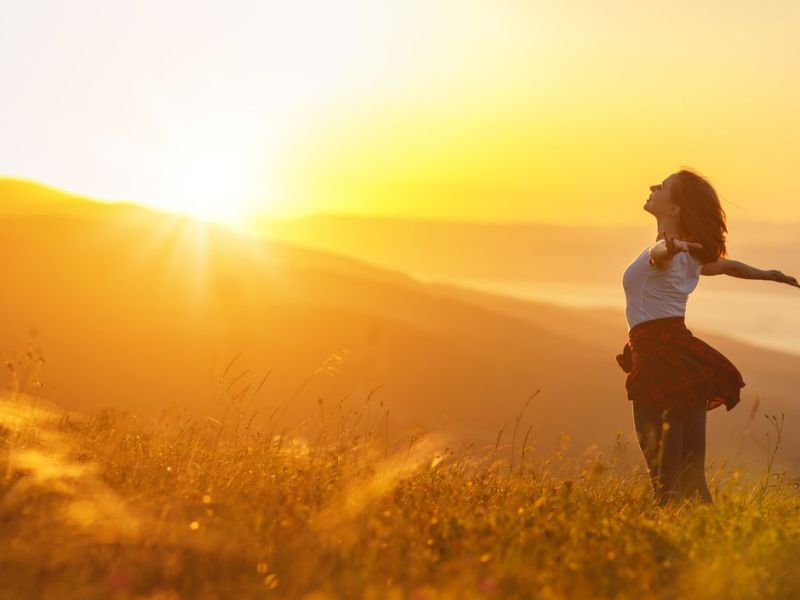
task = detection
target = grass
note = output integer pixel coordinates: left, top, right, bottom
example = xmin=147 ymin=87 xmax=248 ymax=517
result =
xmin=1 ymin=351 xmax=799 ymax=599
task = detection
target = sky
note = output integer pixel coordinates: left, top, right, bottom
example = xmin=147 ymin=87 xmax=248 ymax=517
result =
xmin=2 ymin=0 xmax=799 ymax=226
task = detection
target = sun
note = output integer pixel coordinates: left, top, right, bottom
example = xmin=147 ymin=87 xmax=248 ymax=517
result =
xmin=137 ymin=145 xmax=270 ymax=229
xmin=150 ymin=158 xmax=255 ymax=227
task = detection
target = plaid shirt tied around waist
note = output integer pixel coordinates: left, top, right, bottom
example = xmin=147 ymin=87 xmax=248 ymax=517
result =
xmin=616 ymin=316 xmax=745 ymax=416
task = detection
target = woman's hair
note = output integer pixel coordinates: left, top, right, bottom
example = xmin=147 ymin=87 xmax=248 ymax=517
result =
xmin=670 ymin=168 xmax=728 ymax=264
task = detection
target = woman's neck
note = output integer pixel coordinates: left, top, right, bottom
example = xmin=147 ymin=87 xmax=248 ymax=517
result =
xmin=654 ymin=216 xmax=684 ymax=241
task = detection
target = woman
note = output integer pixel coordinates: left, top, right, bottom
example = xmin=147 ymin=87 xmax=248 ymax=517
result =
xmin=616 ymin=168 xmax=799 ymax=507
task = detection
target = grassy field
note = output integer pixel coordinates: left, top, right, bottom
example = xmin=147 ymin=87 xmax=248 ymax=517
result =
xmin=1 ymin=363 xmax=799 ymax=599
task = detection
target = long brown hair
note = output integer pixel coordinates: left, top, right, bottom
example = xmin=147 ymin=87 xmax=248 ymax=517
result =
xmin=670 ymin=168 xmax=728 ymax=264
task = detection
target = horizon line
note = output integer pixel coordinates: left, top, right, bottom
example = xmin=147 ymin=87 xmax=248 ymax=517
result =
xmin=3 ymin=174 xmax=798 ymax=230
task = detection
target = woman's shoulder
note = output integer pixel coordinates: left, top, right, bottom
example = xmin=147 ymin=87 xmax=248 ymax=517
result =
xmin=684 ymin=251 xmax=703 ymax=268
xmin=675 ymin=251 xmax=702 ymax=278
xmin=648 ymin=251 xmax=700 ymax=277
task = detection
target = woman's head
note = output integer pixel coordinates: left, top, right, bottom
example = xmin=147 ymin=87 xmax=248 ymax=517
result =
xmin=644 ymin=168 xmax=728 ymax=264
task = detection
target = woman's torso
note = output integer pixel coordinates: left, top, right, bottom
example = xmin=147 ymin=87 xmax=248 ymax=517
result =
xmin=622 ymin=245 xmax=701 ymax=331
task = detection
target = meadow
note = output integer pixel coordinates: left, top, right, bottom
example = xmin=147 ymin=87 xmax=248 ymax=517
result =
xmin=1 ymin=350 xmax=799 ymax=600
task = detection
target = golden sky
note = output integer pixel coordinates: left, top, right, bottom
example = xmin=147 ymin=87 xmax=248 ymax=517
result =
xmin=2 ymin=0 xmax=798 ymax=225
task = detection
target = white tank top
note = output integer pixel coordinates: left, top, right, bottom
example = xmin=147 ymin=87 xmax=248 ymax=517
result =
xmin=622 ymin=244 xmax=701 ymax=331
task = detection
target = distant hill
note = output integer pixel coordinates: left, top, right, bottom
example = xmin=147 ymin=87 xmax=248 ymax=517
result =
xmin=0 ymin=179 xmax=119 ymax=217
xmin=0 ymin=178 xmax=81 ymax=209
xmin=2 ymin=178 xmax=799 ymax=473
xmin=256 ymin=212 xmax=800 ymax=290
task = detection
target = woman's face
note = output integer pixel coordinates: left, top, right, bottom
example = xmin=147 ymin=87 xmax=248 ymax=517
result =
xmin=644 ymin=173 xmax=680 ymax=219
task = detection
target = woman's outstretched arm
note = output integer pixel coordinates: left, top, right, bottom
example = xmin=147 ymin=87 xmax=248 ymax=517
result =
xmin=701 ymin=258 xmax=800 ymax=287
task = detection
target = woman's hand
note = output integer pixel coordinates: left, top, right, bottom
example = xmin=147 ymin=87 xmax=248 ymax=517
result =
xmin=766 ymin=269 xmax=800 ymax=288
xmin=649 ymin=231 xmax=704 ymax=268
xmin=663 ymin=231 xmax=703 ymax=256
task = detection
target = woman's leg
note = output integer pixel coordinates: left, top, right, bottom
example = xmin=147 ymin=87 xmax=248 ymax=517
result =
xmin=632 ymin=400 xmax=684 ymax=506
xmin=677 ymin=404 xmax=713 ymax=504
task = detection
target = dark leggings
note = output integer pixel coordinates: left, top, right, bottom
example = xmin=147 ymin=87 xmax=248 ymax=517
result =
xmin=632 ymin=400 xmax=713 ymax=506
